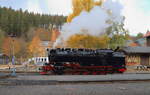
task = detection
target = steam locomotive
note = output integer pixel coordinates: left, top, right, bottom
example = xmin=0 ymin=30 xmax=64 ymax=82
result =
xmin=40 ymin=48 xmax=126 ymax=75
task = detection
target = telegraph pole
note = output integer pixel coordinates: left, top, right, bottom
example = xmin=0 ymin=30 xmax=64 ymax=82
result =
xmin=9 ymin=34 xmax=16 ymax=77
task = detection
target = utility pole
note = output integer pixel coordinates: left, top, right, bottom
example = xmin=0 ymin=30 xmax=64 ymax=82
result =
xmin=9 ymin=34 xmax=16 ymax=77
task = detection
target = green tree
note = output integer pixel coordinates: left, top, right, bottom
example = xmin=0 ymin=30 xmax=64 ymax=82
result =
xmin=0 ymin=29 xmax=5 ymax=52
xmin=0 ymin=7 xmax=66 ymax=37
xmin=106 ymin=22 xmax=129 ymax=49
xmin=136 ymin=32 xmax=143 ymax=39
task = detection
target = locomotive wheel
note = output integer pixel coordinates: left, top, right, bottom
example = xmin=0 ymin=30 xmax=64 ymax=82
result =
xmin=99 ymin=71 xmax=107 ymax=75
xmin=72 ymin=72 xmax=79 ymax=75
xmin=53 ymin=69 xmax=64 ymax=75
xmin=79 ymin=72 xmax=83 ymax=75
xmin=57 ymin=71 xmax=64 ymax=75
xmin=75 ymin=72 xmax=81 ymax=75
xmin=92 ymin=72 xmax=98 ymax=75
xmin=117 ymin=71 xmax=124 ymax=74
xmin=108 ymin=71 xmax=114 ymax=74
xmin=83 ymin=72 xmax=89 ymax=75
xmin=78 ymin=72 xmax=85 ymax=75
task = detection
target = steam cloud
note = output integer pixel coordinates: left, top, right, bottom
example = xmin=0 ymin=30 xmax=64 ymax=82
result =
xmin=54 ymin=0 xmax=124 ymax=47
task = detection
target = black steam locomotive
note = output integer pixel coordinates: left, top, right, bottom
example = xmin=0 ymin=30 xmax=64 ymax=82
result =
xmin=40 ymin=48 xmax=126 ymax=75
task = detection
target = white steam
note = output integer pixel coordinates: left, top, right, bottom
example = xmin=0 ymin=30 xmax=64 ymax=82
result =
xmin=102 ymin=0 xmax=123 ymax=23
xmin=62 ymin=6 xmax=109 ymax=40
xmin=54 ymin=0 xmax=124 ymax=47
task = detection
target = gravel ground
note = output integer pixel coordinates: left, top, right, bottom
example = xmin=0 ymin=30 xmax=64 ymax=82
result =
xmin=0 ymin=74 xmax=150 ymax=95
xmin=0 ymin=82 xmax=150 ymax=95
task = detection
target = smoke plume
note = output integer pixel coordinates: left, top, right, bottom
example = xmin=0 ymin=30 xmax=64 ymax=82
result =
xmin=54 ymin=0 xmax=124 ymax=47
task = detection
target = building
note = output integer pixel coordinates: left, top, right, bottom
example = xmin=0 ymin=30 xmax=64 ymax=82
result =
xmin=123 ymin=30 xmax=150 ymax=66
xmin=123 ymin=47 xmax=150 ymax=66
xmin=127 ymin=37 xmax=146 ymax=47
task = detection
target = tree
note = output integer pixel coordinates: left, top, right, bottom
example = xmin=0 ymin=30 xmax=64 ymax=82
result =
xmin=16 ymin=38 xmax=29 ymax=63
xmin=2 ymin=37 xmax=21 ymax=57
xmin=0 ymin=7 xmax=66 ymax=38
xmin=25 ymin=28 xmax=51 ymax=41
xmin=66 ymin=34 xmax=109 ymax=49
xmin=28 ymin=35 xmax=44 ymax=57
xmin=67 ymin=0 xmax=103 ymax=22
xmin=35 ymin=28 xmax=51 ymax=41
xmin=136 ymin=33 xmax=143 ymax=39
xmin=94 ymin=1 xmax=103 ymax=6
xmin=0 ymin=29 xmax=5 ymax=52
xmin=16 ymin=38 xmax=28 ymax=58
xmin=106 ymin=22 xmax=129 ymax=49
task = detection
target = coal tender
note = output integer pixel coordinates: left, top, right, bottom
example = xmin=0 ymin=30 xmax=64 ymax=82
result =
xmin=40 ymin=48 xmax=126 ymax=75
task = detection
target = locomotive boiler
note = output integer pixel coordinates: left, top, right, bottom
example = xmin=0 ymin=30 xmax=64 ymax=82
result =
xmin=40 ymin=48 xmax=126 ymax=75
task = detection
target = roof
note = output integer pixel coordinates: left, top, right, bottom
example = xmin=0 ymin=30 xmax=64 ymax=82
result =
xmin=123 ymin=47 xmax=150 ymax=54
xmin=135 ymin=38 xmax=146 ymax=46
xmin=129 ymin=42 xmax=139 ymax=47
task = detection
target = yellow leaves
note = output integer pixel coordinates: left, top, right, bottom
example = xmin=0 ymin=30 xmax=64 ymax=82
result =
xmin=94 ymin=1 xmax=103 ymax=6
xmin=28 ymin=36 xmax=44 ymax=56
xmin=51 ymin=28 xmax=60 ymax=42
xmin=81 ymin=0 xmax=94 ymax=12
xmin=27 ymin=28 xmax=53 ymax=57
xmin=36 ymin=28 xmax=51 ymax=41
xmin=67 ymin=0 xmax=104 ymax=22
xmin=66 ymin=34 xmax=109 ymax=49
xmin=67 ymin=14 xmax=75 ymax=23
xmin=2 ymin=37 xmax=21 ymax=56
xmin=67 ymin=0 xmax=82 ymax=23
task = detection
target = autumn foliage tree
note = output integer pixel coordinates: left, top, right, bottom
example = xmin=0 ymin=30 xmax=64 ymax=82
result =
xmin=2 ymin=37 xmax=21 ymax=57
xmin=66 ymin=34 xmax=109 ymax=49
xmin=66 ymin=0 xmax=129 ymax=49
xmin=65 ymin=0 xmax=109 ymax=49
xmin=28 ymin=35 xmax=44 ymax=57
xmin=67 ymin=0 xmax=103 ymax=22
